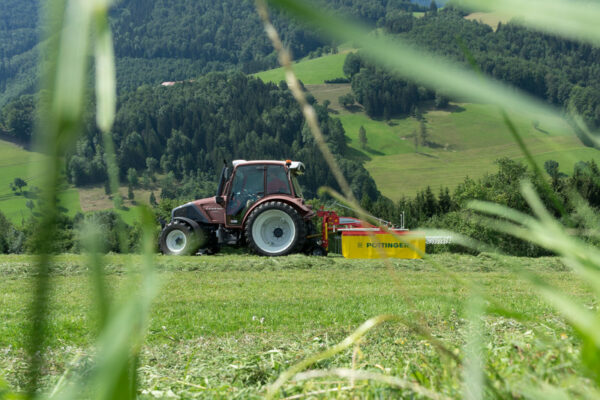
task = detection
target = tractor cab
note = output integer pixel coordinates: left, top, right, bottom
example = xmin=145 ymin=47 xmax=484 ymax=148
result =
xmin=215 ymin=160 xmax=304 ymax=226
xmin=216 ymin=160 xmax=305 ymax=226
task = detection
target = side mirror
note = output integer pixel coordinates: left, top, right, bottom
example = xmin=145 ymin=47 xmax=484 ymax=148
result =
xmin=216 ymin=196 xmax=224 ymax=205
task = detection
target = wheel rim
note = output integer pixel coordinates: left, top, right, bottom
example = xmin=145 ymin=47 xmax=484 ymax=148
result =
xmin=252 ymin=209 xmax=296 ymax=254
xmin=166 ymin=229 xmax=187 ymax=253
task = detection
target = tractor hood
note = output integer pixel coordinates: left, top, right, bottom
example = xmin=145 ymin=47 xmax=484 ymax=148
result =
xmin=193 ymin=197 xmax=226 ymax=224
xmin=171 ymin=201 xmax=209 ymax=222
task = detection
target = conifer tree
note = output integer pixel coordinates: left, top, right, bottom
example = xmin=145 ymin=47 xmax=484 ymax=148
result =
xmin=358 ymin=126 xmax=367 ymax=149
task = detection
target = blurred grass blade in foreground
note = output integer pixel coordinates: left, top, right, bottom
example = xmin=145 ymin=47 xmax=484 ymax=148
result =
xmin=26 ymin=0 xmax=160 ymax=398
xmin=27 ymin=0 xmax=96 ymax=395
xmin=266 ymin=315 xmax=399 ymax=398
xmin=450 ymin=0 xmax=600 ymax=47
xmin=54 ymin=207 xmax=158 ymax=400
xmin=462 ymin=294 xmax=484 ymax=400
xmin=469 ymin=183 xmax=600 ymax=384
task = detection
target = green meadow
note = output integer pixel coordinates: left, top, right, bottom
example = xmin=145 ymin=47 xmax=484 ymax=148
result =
xmin=306 ymin=77 xmax=600 ymax=199
xmin=360 ymin=104 xmax=600 ymax=199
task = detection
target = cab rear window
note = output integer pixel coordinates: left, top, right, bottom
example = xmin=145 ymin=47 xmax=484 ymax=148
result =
xmin=266 ymin=165 xmax=291 ymax=195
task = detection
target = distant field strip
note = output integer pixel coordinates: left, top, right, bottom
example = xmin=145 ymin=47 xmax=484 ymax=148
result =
xmin=0 ymin=139 xmax=81 ymax=223
xmin=253 ymin=52 xmax=347 ymax=84
xmin=367 ymin=136 xmax=596 ymax=199
xmin=464 ymin=11 xmax=512 ymax=30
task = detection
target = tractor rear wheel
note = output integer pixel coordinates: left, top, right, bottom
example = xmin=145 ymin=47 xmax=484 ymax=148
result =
xmin=245 ymin=201 xmax=306 ymax=256
xmin=159 ymin=220 xmax=200 ymax=255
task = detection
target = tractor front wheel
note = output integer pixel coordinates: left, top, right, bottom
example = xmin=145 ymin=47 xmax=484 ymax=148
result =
xmin=159 ymin=220 xmax=200 ymax=255
xmin=245 ymin=202 xmax=306 ymax=256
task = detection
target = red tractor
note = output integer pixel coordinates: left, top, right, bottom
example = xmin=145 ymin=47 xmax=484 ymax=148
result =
xmin=159 ymin=160 xmax=325 ymax=256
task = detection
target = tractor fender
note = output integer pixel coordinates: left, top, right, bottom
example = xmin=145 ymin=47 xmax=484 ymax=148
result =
xmin=173 ymin=217 xmax=204 ymax=238
xmin=241 ymin=197 xmax=314 ymax=228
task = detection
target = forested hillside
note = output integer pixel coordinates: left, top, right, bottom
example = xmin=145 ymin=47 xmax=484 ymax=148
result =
xmin=2 ymin=0 xmax=600 ymax=219
xmin=0 ymin=0 xmax=426 ymax=106
xmin=0 ymin=0 xmax=39 ymax=106
xmin=67 ymin=72 xmax=378 ymax=201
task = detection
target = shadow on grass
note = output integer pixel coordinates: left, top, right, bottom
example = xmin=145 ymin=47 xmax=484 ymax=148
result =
xmin=423 ymin=141 xmax=445 ymax=149
xmin=415 ymin=151 xmax=438 ymax=158
xmin=343 ymin=104 xmax=364 ymax=113
xmin=364 ymin=146 xmax=384 ymax=156
xmin=414 ymin=100 xmax=466 ymax=115
xmin=445 ymin=104 xmax=466 ymax=113
xmin=345 ymin=146 xmax=371 ymax=162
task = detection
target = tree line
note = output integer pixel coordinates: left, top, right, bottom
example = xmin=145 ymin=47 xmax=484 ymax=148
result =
xmin=354 ymin=158 xmax=600 ymax=256
xmin=2 ymin=157 xmax=599 ymax=256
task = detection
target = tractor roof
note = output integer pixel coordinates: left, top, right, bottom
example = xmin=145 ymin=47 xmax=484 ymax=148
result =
xmin=232 ymin=159 xmax=305 ymax=174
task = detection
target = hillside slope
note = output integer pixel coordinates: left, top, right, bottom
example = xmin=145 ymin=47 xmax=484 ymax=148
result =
xmin=254 ymin=52 xmax=600 ymax=200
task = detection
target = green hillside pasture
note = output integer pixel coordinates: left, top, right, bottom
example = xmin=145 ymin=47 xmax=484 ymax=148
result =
xmin=324 ymin=102 xmax=596 ymax=199
xmin=367 ymin=135 xmax=596 ymax=199
xmin=308 ymin=84 xmax=418 ymax=157
xmin=338 ymin=112 xmax=418 ymax=157
xmin=0 ymin=140 xmax=81 ymax=223
xmin=253 ymin=53 xmax=347 ymax=84
xmin=306 ymin=85 xmax=594 ymax=198
xmin=0 ymin=253 xmax=588 ymax=397
xmin=526 ymin=147 xmax=600 ymax=174
xmin=424 ymin=103 xmax=573 ymax=149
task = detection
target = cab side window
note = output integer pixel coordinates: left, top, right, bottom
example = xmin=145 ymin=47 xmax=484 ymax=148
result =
xmin=226 ymin=166 xmax=265 ymax=220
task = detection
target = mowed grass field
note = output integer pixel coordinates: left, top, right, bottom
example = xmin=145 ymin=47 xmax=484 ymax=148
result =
xmin=0 ymin=253 xmax=589 ymax=397
xmin=0 ymin=139 xmax=81 ymax=223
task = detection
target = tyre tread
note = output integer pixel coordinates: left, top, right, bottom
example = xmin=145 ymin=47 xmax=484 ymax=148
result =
xmin=159 ymin=220 xmax=199 ymax=255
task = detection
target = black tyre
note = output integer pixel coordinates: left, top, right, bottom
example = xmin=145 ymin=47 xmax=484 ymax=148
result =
xmin=245 ymin=201 xmax=306 ymax=256
xmin=159 ymin=220 xmax=200 ymax=255
xmin=310 ymin=245 xmax=328 ymax=257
